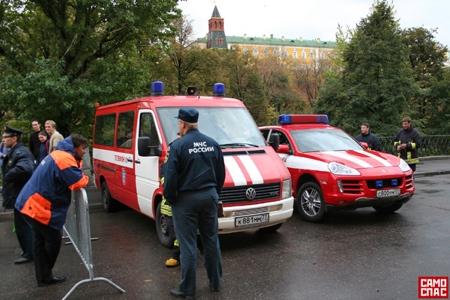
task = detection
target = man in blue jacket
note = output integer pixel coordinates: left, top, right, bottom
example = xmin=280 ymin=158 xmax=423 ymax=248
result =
xmin=1 ymin=125 xmax=35 ymax=264
xmin=164 ymin=108 xmax=226 ymax=298
xmin=15 ymin=134 xmax=89 ymax=287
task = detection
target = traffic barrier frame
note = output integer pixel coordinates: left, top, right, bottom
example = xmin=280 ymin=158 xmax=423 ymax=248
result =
xmin=62 ymin=188 xmax=125 ymax=299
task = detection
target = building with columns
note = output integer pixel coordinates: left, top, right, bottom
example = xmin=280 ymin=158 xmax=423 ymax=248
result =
xmin=196 ymin=5 xmax=337 ymax=67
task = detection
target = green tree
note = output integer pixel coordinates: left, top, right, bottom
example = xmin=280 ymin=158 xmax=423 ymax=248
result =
xmin=0 ymin=0 xmax=181 ymax=136
xmin=315 ymin=0 xmax=415 ymax=136
xmin=290 ymin=55 xmax=333 ymax=111
xmin=257 ymin=55 xmax=305 ymax=119
xmin=160 ymin=16 xmax=201 ymax=95
xmin=401 ymin=27 xmax=449 ymax=134
xmin=221 ymin=49 xmax=270 ymax=125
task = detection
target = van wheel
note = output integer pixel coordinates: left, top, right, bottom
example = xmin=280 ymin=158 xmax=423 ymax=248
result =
xmin=257 ymin=223 xmax=283 ymax=233
xmin=102 ymin=181 xmax=118 ymax=212
xmin=296 ymin=182 xmax=328 ymax=223
xmin=156 ymin=201 xmax=175 ymax=248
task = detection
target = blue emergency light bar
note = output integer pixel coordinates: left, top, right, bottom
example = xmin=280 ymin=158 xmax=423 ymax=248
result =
xmin=151 ymin=81 xmax=226 ymax=97
xmin=279 ymin=114 xmax=329 ymax=125
xmin=151 ymin=81 xmax=164 ymax=96
xmin=213 ymin=83 xmax=225 ymax=97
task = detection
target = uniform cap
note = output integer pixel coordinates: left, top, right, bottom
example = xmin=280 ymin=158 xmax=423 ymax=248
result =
xmin=2 ymin=125 xmax=23 ymax=138
xmin=175 ymin=108 xmax=199 ymax=123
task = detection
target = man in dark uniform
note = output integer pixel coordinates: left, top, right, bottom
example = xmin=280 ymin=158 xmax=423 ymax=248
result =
xmin=163 ymin=108 xmax=226 ymax=298
xmin=1 ymin=125 xmax=35 ymax=264
xmin=355 ymin=122 xmax=381 ymax=151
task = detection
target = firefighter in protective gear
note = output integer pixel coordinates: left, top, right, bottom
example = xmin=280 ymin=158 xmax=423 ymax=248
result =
xmin=160 ymin=132 xmax=181 ymax=267
xmin=394 ymin=117 xmax=421 ymax=172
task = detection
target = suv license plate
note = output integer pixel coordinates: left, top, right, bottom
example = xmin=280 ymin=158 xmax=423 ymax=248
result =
xmin=235 ymin=213 xmax=269 ymax=227
xmin=377 ymin=189 xmax=400 ymax=198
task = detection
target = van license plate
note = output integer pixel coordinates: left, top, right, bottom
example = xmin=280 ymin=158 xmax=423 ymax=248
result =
xmin=376 ymin=189 xmax=400 ymax=198
xmin=235 ymin=213 xmax=269 ymax=227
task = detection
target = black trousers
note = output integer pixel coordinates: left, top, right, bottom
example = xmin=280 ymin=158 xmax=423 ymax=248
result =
xmin=29 ymin=218 xmax=62 ymax=283
xmin=14 ymin=209 xmax=34 ymax=259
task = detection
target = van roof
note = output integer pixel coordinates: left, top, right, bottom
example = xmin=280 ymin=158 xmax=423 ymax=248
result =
xmin=96 ymin=95 xmax=245 ymax=111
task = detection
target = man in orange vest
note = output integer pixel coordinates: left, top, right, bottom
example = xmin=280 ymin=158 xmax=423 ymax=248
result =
xmin=15 ymin=134 xmax=89 ymax=287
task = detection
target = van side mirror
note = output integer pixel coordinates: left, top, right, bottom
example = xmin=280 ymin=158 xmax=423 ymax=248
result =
xmin=138 ymin=137 xmax=161 ymax=157
xmin=268 ymin=133 xmax=280 ymax=151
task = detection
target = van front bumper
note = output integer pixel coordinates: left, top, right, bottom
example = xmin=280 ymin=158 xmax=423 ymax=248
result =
xmin=218 ymin=196 xmax=294 ymax=233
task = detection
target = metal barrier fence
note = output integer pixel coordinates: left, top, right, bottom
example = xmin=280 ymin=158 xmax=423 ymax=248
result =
xmin=379 ymin=135 xmax=450 ymax=156
xmin=62 ymin=188 xmax=125 ymax=300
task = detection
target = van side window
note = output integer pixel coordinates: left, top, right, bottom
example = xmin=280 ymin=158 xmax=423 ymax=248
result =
xmin=94 ymin=114 xmax=116 ymax=146
xmin=117 ymin=111 xmax=135 ymax=148
xmin=140 ymin=113 xmax=159 ymax=147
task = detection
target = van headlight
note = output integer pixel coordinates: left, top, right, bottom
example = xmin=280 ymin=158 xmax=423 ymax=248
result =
xmin=399 ymin=159 xmax=411 ymax=172
xmin=282 ymin=179 xmax=292 ymax=199
xmin=328 ymin=162 xmax=360 ymax=175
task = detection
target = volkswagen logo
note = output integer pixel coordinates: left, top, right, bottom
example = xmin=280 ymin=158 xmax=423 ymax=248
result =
xmin=245 ymin=188 xmax=256 ymax=200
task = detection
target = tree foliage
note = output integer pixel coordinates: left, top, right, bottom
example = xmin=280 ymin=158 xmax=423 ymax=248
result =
xmin=0 ymin=0 xmax=181 ymax=136
xmin=315 ymin=0 xmax=415 ymax=136
xmin=220 ymin=49 xmax=270 ymax=125
xmin=1 ymin=0 xmax=448 ymax=141
xmin=401 ymin=27 xmax=449 ymax=134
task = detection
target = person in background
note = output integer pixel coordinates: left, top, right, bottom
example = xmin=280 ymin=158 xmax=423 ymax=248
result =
xmin=0 ymin=140 xmax=8 ymax=173
xmin=29 ymin=120 xmax=43 ymax=162
xmin=161 ymin=132 xmax=181 ymax=268
xmin=44 ymin=120 xmax=64 ymax=153
xmin=394 ymin=117 xmax=422 ymax=172
xmin=164 ymin=108 xmax=225 ymax=298
xmin=1 ymin=126 xmax=35 ymax=264
xmin=36 ymin=130 xmax=49 ymax=167
xmin=15 ymin=134 xmax=89 ymax=287
xmin=355 ymin=122 xmax=381 ymax=151
xmin=118 ymin=130 xmax=133 ymax=147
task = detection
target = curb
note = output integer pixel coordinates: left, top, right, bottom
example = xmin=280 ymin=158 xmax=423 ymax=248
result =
xmin=418 ymin=155 xmax=450 ymax=161
xmin=414 ymin=170 xmax=450 ymax=178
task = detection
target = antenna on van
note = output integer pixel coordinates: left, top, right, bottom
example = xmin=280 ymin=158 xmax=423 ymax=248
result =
xmin=151 ymin=81 xmax=164 ymax=96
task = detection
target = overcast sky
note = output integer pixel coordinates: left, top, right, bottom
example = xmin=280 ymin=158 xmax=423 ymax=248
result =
xmin=177 ymin=0 xmax=450 ymax=48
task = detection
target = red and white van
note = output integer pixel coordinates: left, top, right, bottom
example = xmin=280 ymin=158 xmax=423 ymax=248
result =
xmin=92 ymin=82 xmax=293 ymax=247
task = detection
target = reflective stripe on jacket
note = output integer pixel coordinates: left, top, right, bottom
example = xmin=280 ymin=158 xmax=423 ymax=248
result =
xmin=15 ymin=136 xmax=89 ymax=231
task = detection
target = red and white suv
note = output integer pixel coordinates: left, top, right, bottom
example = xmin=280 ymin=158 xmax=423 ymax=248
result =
xmin=260 ymin=114 xmax=415 ymax=222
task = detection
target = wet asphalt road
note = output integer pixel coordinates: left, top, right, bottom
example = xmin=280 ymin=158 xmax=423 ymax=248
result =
xmin=1 ymin=174 xmax=449 ymax=300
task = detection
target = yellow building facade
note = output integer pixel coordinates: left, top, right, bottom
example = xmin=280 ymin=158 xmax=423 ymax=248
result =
xmin=196 ymin=5 xmax=337 ymax=67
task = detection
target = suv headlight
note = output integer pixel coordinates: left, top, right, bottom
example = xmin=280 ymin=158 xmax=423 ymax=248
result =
xmin=282 ymin=179 xmax=292 ymax=199
xmin=328 ymin=162 xmax=361 ymax=175
xmin=399 ymin=159 xmax=411 ymax=172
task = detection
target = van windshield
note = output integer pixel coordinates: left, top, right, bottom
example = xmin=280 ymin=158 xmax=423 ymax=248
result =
xmin=157 ymin=107 xmax=266 ymax=147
